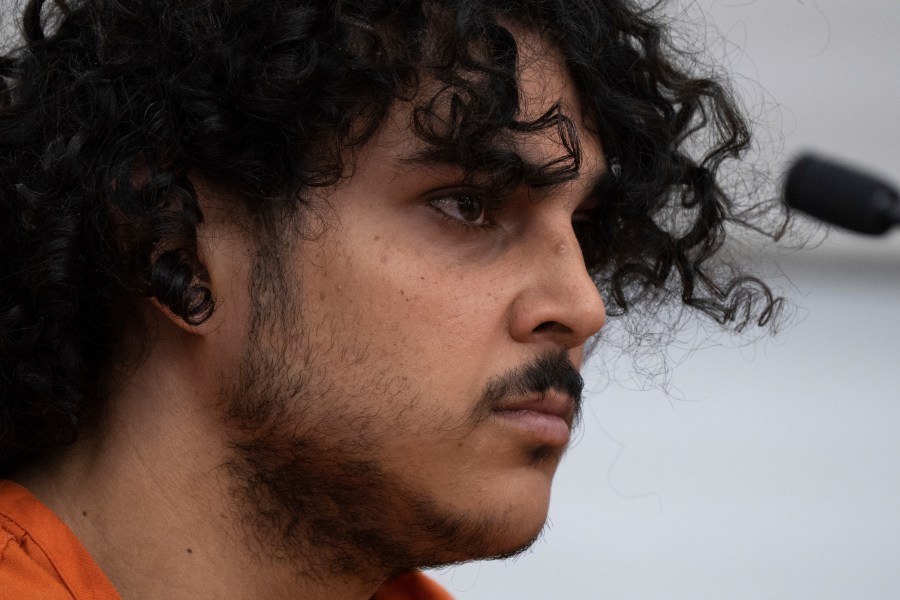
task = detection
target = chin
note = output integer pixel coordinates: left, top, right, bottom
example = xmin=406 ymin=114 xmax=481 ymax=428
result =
xmin=436 ymin=468 xmax=556 ymax=564
xmin=488 ymin=516 xmax=549 ymax=560
xmin=437 ymin=514 xmax=549 ymax=567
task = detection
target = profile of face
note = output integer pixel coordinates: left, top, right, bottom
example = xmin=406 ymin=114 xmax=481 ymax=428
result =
xmin=200 ymin=28 xmax=607 ymax=577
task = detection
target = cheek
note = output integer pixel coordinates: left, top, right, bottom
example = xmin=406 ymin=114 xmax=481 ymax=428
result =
xmin=301 ymin=238 xmax=509 ymax=398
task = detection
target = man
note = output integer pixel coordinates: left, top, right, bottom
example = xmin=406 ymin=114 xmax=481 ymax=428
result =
xmin=0 ymin=0 xmax=781 ymax=598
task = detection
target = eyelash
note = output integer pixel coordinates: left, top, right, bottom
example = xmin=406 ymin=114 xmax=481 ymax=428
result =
xmin=428 ymin=190 xmax=598 ymax=242
xmin=428 ymin=193 xmax=502 ymax=232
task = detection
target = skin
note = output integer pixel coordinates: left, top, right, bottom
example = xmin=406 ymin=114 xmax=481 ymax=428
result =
xmin=17 ymin=29 xmax=606 ymax=600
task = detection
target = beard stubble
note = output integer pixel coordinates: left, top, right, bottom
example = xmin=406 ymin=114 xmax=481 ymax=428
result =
xmin=219 ymin=252 xmax=583 ymax=582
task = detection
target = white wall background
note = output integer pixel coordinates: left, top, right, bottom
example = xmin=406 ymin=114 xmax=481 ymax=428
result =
xmin=431 ymin=1 xmax=900 ymax=598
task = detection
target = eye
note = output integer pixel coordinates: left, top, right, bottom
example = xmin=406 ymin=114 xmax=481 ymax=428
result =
xmin=429 ymin=195 xmax=489 ymax=226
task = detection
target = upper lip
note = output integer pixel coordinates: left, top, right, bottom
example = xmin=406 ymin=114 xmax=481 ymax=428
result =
xmin=492 ymin=389 xmax=576 ymax=427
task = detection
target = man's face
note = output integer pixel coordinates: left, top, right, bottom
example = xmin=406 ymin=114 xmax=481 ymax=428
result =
xmin=209 ymin=30 xmax=606 ymax=575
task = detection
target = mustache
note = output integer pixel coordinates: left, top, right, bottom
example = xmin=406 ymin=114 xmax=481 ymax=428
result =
xmin=478 ymin=350 xmax=584 ymax=425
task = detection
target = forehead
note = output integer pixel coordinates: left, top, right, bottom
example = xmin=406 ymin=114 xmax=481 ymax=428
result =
xmin=508 ymin=27 xmax=606 ymax=183
xmin=359 ymin=25 xmax=606 ymax=190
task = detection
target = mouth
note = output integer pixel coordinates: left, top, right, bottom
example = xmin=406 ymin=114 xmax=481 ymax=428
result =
xmin=491 ymin=390 xmax=576 ymax=447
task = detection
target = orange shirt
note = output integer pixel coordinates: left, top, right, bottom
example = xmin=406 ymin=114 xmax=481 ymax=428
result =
xmin=0 ymin=480 xmax=117 ymax=600
xmin=373 ymin=572 xmax=455 ymax=600
xmin=0 ymin=480 xmax=453 ymax=599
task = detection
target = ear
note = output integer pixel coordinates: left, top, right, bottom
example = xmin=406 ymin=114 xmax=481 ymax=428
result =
xmin=147 ymin=176 xmax=256 ymax=342
xmin=145 ymin=246 xmax=217 ymax=336
xmin=147 ymin=295 xmax=211 ymax=337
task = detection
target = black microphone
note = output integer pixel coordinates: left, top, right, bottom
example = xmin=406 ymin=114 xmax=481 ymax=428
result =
xmin=783 ymin=154 xmax=900 ymax=235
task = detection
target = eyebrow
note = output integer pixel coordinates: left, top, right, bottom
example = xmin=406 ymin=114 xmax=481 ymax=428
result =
xmin=399 ymin=145 xmax=611 ymax=205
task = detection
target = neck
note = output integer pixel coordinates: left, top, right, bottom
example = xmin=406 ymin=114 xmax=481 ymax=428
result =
xmin=14 ymin=340 xmax=384 ymax=600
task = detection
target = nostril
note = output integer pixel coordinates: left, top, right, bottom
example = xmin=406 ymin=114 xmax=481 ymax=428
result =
xmin=533 ymin=321 xmax=572 ymax=336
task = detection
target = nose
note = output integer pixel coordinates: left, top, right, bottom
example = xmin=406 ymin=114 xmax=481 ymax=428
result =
xmin=508 ymin=224 xmax=607 ymax=351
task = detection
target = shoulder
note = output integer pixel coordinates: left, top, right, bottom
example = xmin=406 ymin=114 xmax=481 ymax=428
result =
xmin=373 ymin=570 xmax=455 ymax=600
xmin=0 ymin=480 xmax=121 ymax=600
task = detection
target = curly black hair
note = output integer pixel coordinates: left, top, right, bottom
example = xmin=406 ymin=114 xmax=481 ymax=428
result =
xmin=0 ymin=0 xmax=783 ymax=474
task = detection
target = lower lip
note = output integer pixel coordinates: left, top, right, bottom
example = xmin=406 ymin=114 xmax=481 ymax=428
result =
xmin=493 ymin=410 xmax=571 ymax=446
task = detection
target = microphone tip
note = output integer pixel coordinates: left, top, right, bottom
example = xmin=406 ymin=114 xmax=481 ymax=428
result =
xmin=784 ymin=153 xmax=899 ymax=236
